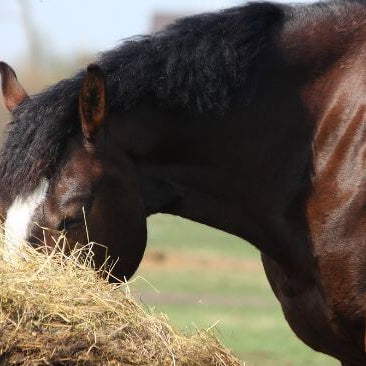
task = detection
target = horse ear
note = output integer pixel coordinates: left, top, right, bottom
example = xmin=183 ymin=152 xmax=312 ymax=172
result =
xmin=0 ymin=62 xmax=28 ymax=112
xmin=79 ymin=64 xmax=107 ymax=142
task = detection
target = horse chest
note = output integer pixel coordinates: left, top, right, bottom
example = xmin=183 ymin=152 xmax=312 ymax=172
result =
xmin=261 ymin=255 xmax=365 ymax=365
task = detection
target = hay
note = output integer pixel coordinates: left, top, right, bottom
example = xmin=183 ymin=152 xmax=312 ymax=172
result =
xmin=0 ymin=232 xmax=243 ymax=366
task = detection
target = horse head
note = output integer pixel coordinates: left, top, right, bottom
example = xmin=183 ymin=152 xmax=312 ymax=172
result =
xmin=0 ymin=62 xmax=147 ymax=280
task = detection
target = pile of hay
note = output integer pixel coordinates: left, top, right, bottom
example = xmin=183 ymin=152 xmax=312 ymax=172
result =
xmin=0 ymin=233 xmax=243 ymax=365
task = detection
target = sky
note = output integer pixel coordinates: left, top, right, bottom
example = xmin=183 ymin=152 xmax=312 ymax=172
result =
xmin=0 ymin=0 xmax=315 ymax=65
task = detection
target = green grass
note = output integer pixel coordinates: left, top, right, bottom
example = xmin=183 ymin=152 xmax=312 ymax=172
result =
xmin=132 ymin=214 xmax=338 ymax=366
xmin=146 ymin=214 xmax=259 ymax=259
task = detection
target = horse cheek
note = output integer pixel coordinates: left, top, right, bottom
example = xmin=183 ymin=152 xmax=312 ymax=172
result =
xmin=87 ymin=180 xmax=147 ymax=281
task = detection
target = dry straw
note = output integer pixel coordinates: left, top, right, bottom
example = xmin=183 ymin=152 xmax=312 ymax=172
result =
xmin=0 ymin=230 xmax=243 ymax=365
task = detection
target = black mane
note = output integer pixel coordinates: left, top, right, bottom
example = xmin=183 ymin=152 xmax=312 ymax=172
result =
xmin=0 ymin=0 xmax=363 ymax=198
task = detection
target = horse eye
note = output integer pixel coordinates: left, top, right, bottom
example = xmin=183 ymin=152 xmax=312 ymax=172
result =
xmin=58 ymin=216 xmax=84 ymax=231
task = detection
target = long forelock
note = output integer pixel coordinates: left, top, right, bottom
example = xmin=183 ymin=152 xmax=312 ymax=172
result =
xmin=0 ymin=85 xmax=81 ymax=199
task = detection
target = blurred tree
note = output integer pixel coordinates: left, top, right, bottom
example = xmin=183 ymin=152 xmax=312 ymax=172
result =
xmin=19 ymin=0 xmax=43 ymax=70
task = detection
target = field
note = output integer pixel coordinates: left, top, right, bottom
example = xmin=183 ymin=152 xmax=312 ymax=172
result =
xmin=132 ymin=214 xmax=338 ymax=366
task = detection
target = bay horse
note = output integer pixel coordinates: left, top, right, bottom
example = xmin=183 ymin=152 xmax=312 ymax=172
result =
xmin=1 ymin=0 xmax=366 ymax=364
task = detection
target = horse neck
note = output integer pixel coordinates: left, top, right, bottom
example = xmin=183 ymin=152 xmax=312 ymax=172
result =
xmin=109 ymin=78 xmax=315 ymax=274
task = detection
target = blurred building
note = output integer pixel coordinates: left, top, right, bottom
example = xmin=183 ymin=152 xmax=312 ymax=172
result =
xmin=150 ymin=13 xmax=184 ymax=32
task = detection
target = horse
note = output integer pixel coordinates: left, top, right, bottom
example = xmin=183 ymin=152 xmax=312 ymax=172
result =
xmin=2 ymin=0 xmax=366 ymax=364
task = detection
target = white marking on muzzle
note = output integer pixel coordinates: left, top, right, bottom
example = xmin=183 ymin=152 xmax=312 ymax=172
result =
xmin=4 ymin=178 xmax=49 ymax=262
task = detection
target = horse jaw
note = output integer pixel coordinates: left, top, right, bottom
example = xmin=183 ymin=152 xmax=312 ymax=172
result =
xmin=3 ymin=178 xmax=49 ymax=262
